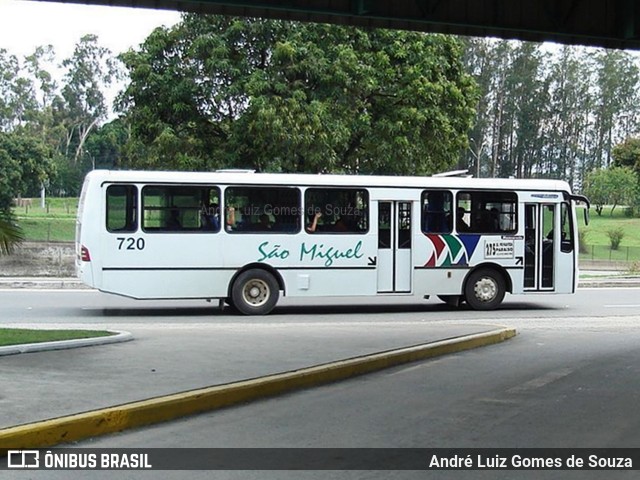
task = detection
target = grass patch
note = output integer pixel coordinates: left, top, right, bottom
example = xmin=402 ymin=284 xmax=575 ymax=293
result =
xmin=0 ymin=328 xmax=114 ymax=347
xmin=578 ymin=206 xmax=640 ymax=261
xmin=12 ymin=197 xmax=78 ymax=242
xmin=578 ymin=206 xmax=640 ymax=245
xmin=16 ymin=217 xmax=76 ymax=242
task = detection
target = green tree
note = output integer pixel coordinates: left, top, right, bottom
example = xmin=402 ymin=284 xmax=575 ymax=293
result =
xmin=0 ymin=132 xmax=55 ymax=201
xmin=0 ymin=213 xmax=24 ymax=255
xmin=22 ymin=45 xmax=60 ymax=142
xmin=118 ymin=15 xmax=477 ymax=174
xmin=460 ymin=39 xmax=640 ymax=188
xmin=506 ymin=42 xmax=549 ymax=179
xmin=612 ymin=136 xmax=640 ymax=215
xmin=461 ymin=40 xmax=551 ymax=179
xmin=0 ymin=132 xmax=51 ymax=254
xmin=545 ymin=46 xmax=592 ymax=187
xmin=0 ymin=49 xmax=21 ymax=130
xmin=590 ymin=50 xmax=640 ymax=171
xmin=59 ymin=34 xmax=120 ymax=166
xmin=583 ymin=166 xmax=637 ymax=216
xmin=613 ymin=136 xmax=640 ymax=173
xmin=0 ymin=48 xmax=45 ymax=133
xmin=460 ymin=38 xmax=494 ymax=176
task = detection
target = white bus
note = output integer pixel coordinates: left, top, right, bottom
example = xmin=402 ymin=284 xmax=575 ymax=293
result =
xmin=76 ymin=170 xmax=589 ymax=315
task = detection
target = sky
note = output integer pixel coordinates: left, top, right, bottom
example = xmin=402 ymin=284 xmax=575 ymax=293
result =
xmin=0 ymin=0 xmax=181 ymax=59
xmin=0 ymin=0 xmax=181 ymax=115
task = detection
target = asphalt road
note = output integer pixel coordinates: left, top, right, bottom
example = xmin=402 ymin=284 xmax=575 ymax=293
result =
xmin=0 ymin=285 xmax=638 ymax=325
xmin=2 ymin=287 xmax=640 ymax=479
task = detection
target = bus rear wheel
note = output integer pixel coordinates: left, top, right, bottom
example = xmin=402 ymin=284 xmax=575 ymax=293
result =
xmin=464 ymin=268 xmax=505 ymax=310
xmin=231 ymin=269 xmax=279 ymax=315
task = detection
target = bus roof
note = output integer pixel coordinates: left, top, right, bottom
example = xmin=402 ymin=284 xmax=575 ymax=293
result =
xmin=85 ymin=169 xmax=572 ymax=193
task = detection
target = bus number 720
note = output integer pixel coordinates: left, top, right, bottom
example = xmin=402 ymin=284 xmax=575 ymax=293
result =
xmin=117 ymin=237 xmax=145 ymax=251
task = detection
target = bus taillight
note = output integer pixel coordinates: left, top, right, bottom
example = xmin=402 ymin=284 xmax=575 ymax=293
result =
xmin=80 ymin=245 xmax=91 ymax=262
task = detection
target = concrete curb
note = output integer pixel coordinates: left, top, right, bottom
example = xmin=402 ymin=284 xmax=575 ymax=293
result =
xmin=0 ymin=331 xmax=133 ymax=357
xmin=578 ymin=278 xmax=640 ymax=288
xmin=0 ymin=278 xmax=89 ymax=290
xmin=0 ymin=327 xmax=516 ymax=451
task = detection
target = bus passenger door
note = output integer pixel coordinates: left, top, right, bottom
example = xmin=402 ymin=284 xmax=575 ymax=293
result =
xmin=377 ymin=201 xmax=412 ymax=293
xmin=524 ymin=203 xmax=555 ymax=291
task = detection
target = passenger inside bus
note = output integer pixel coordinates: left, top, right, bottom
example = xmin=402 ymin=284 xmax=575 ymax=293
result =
xmin=166 ymin=208 xmax=182 ymax=230
xmin=225 ymin=206 xmax=237 ymax=231
xmin=273 ymin=212 xmax=299 ymax=232
xmin=201 ymin=203 xmax=220 ymax=230
xmin=306 ymin=211 xmax=350 ymax=232
xmin=255 ymin=214 xmax=272 ymax=231
xmin=306 ymin=211 xmax=322 ymax=232
xmin=332 ymin=217 xmax=349 ymax=232
xmin=456 ymin=207 xmax=469 ymax=232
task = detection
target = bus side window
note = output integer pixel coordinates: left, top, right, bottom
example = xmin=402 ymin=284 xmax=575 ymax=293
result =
xmin=457 ymin=191 xmax=517 ymax=234
xmin=142 ymin=185 xmax=220 ymax=233
xmin=421 ymin=191 xmax=452 ymax=234
xmin=560 ymin=202 xmax=573 ymax=253
xmin=225 ymin=186 xmax=301 ymax=233
xmin=106 ymin=185 xmax=138 ymax=232
xmin=305 ymin=188 xmax=369 ymax=234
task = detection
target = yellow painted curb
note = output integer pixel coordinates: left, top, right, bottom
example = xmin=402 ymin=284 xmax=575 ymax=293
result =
xmin=0 ymin=327 xmax=516 ymax=452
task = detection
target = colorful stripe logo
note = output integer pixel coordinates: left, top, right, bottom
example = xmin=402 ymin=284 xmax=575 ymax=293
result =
xmin=424 ymin=234 xmax=481 ymax=267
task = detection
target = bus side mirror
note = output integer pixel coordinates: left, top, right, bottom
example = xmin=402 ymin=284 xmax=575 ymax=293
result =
xmin=570 ymin=194 xmax=590 ymax=226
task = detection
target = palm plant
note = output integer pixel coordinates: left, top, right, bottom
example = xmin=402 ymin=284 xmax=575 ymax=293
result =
xmin=0 ymin=213 xmax=25 ymax=255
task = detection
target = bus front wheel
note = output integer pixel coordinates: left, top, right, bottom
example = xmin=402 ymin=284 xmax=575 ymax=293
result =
xmin=231 ymin=269 xmax=279 ymax=315
xmin=464 ymin=268 xmax=505 ymax=310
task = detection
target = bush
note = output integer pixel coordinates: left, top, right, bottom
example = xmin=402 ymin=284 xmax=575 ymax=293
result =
xmin=607 ymin=227 xmax=625 ymax=250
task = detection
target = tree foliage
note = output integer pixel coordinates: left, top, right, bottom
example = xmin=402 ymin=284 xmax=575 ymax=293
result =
xmin=613 ymin=137 xmax=640 ymax=174
xmin=0 ymin=132 xmax=48 ymax=254
xmin=460 ymin=40 xmax=640 ymax=191
xmin=0 ymin=132 xmax=53 ymax=212
xmin=582 ymin=166 xmax=637 ymax=216
xmin=0 ymin=212 xmax=24 ymax=255
xmin=118 ymin=15 xmax=478 ymax=174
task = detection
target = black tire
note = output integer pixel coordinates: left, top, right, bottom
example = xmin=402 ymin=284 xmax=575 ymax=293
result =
xmin=231 ymin=269 xmax=279 ymax=315
xmin=464 ymin=268 xmax=505 ymax=310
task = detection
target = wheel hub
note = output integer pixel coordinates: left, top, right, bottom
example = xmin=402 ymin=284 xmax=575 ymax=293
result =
xmin=243 ymin=279 xmax=269 ymax=306
xmin=474 ymin=277 xmax=497 ymax=302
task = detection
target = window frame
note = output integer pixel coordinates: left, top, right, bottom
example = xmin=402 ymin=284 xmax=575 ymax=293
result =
xmin=224 ymin=185 xmax=302 ymax=234
xmin=304 ymin=187 xmax=369 ymax=235
xmin=106 ymin=184 xmax=138 ymax=233
xmin=456 ymin=190 xmax=518 ymax=234
xmin=141 ymin=185 xmax=221 ymax=234
xmin=421 ymin=190 xmax=453 ymax=234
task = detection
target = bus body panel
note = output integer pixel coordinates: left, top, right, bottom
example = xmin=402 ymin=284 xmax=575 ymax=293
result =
xmin=101 ymin=269 xmax=232 ymax=299
xmin=413 ymin=268 xmax=468 ymax=296
xmin=76 ymin=175 xmax=101 ymax=289
xmin=221 ymin=233 xmax=376 ymax=271
xmin=279 ymin=269 xmax=377 ymax=297
xmin=100 ymin=232 xmax=227 ymax=299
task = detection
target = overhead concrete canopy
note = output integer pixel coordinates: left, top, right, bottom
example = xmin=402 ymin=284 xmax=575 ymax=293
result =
xmin=37 ymin=0 xmax=640 ymax=50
